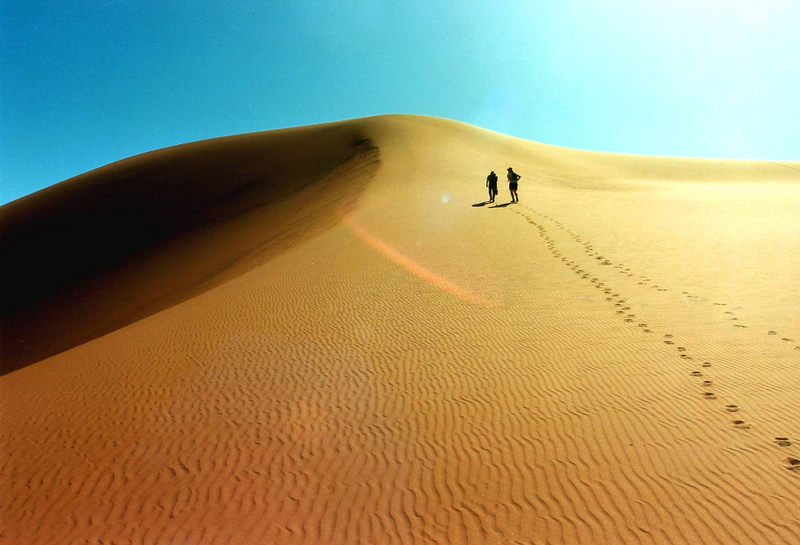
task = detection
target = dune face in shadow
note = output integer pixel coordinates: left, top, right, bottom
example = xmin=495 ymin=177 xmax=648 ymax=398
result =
xmin=0 ymin=126 xmax=379 ymax=374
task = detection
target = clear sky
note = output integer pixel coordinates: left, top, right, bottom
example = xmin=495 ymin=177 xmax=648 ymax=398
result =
xmin=2 ymin=0 xmax=799 ymax=204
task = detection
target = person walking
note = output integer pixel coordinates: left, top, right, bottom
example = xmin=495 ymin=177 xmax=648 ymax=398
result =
xmin=486 ymin=170 xmax=498 ymax=202
xmin=507 ymin=167 xmax=521 ymax=203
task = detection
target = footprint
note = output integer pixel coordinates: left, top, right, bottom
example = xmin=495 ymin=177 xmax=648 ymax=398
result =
xmin=680 ymin=354 xmax=693 ymax=360
xmin=642 ymin=329 xmax=652 ymax=333
xmin=782 ymin=338 xmax=795 ymax=342
xmin=703 ymin=392 xmax=717 ymax=400
xmin=664 ymin=340 xmax=675 ymax=345
xmin=690 ymin=371 xmax=703 ymax=377
xmin=732 ymin=420 xmax=750 ymax=430
xmin=702 ymin=380 xmax=713 ymax=387
xmin=775 ymin=437 xmax=792 ymax=447
xmin=725 ymin=404 xmax=740 ymax=412
xmin=702 ymin=362 xmax=712 ymax=368
xmin=665 ymin=334 xmax=673 ymax=338
xmin=784 ymin=458 xmax=800 ymax=471
xmin=677 ymin=346 xmax=687 ymax=352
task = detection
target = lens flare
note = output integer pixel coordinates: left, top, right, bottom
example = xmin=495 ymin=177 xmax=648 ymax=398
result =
xmin=339 ymin=211 xmax=494 ymax=307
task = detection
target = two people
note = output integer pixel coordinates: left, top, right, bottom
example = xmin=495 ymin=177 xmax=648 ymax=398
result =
xmin=486 ymin=167 xmax=521 ymax=203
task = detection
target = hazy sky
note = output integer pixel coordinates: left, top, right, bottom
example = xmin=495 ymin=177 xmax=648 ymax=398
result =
xmin=2 ymin=0 xmax=799 ymax=204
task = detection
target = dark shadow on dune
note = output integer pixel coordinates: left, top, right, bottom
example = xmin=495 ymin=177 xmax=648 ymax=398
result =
xmin=0 ymin=126 xmax=380 ymax=375
xmin=489 ymin=202 xmax=514 ymax=208
xmin=472 ymin=201 xmax=491 ymax=207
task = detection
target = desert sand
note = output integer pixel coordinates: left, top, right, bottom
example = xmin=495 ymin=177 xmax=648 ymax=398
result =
xmin=2 ymin=115 xmax=800 ymax=544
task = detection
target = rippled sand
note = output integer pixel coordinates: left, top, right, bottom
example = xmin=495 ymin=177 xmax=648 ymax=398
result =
xmin=2 ymin=115 xmax=800 ymax=544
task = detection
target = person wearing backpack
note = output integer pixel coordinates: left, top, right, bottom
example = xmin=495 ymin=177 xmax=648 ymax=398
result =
xmin=507 ymin=167 xmax=521 ymax=203
xmin=486 ymin=170 xmax=499 ymax=202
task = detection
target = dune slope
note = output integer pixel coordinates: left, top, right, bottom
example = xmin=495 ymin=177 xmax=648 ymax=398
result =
xmin=2 ymin=115 xmax=800 ymax=545
xmin=1 ymin=123 xmax=379 ymax=373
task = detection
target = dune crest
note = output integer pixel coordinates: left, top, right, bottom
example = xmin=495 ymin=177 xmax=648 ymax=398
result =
xmin=2 ymin=115 xmax=800 ymax=544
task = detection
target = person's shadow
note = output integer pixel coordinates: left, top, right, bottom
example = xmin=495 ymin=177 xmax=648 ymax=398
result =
xmin=489 ymin=202 xmax=513 ymax=208
xmin=471 ymin=201 xmax=492 ymax=207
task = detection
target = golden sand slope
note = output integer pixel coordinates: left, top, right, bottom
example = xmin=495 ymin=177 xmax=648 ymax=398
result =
xmin=2 ymin=115 xmax=800 ymax=544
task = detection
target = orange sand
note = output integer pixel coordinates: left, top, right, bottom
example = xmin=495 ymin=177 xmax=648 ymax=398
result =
xmin=2 ymin=115 xmax=800 ymax=544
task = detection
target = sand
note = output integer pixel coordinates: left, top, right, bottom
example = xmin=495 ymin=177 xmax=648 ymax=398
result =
xmin=2 ymin=115 xmax=799 ymax=544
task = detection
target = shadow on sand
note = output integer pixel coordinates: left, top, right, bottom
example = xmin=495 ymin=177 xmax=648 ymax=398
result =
xmin=489 ymin=202 xmax=514 ymax=208
xmin=472 ymin=201 xmax=491 ymax=207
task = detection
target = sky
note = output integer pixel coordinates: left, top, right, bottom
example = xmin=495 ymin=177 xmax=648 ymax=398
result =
xmin=2 ymin=0 xmax=800 ymax=204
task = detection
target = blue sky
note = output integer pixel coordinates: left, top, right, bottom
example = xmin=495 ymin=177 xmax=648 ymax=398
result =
xmin=2 ymin=0 xmax=799 ymax=204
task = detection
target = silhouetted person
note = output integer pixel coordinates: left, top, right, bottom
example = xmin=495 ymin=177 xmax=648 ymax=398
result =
xmin=486 ymin=170 xmax=498 ymax=202
xmin=507 ymin=167 xmax=521 ymax=203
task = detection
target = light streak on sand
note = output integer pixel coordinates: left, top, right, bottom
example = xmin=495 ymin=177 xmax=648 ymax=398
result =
xmin=339 ymin=212 xmax=494 ymax=307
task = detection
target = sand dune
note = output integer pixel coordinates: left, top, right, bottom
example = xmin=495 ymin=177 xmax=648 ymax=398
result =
xmin=2 ymin=115 xmax=800 ymax=544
